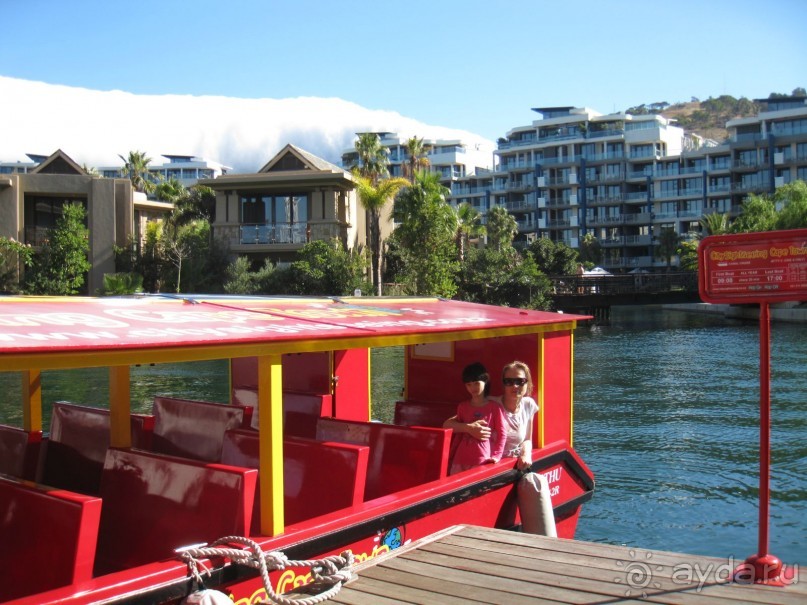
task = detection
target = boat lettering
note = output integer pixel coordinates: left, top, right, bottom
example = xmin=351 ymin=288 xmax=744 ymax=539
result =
xmin=105 ymin=309 xmax=282 ymax=324
xmin=128 ymin=322 xmax=346 ymax=339
xmin=263 ymin=307 xmax=402 ymax=319
xmin=354 ymin=317 xmax=495 ymax=329
xmin=0 ymin=330 xmax=119 ymax=343
xmin=540 ymin=466 xmax=562 ymax=498
xmin=0 ymin=312 xmax=128 ymax=328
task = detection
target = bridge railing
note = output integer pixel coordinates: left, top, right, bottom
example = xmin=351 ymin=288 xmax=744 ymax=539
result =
xmin=548 ymin=272 xmax=698 ymax=296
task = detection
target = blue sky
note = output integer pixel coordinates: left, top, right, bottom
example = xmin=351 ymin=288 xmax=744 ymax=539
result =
xmin=2 ymin=0 xmax=805 ymax=168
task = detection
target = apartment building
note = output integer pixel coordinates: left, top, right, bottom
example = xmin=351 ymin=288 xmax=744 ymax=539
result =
xmin=98 ymin=154 xmax=231 ymax=188
xmin=340 ymin=133 xmax=494 ymax=185
xmin=450 ymin=96 xmax=807 ymax=271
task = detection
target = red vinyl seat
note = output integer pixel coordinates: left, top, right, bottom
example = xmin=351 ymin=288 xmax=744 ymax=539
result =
xmin=0 ymin=475 xmax=102 ymax=601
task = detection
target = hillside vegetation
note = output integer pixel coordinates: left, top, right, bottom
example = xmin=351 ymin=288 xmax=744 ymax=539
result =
xmin=625 ymin=87 xmax=806 ymax=142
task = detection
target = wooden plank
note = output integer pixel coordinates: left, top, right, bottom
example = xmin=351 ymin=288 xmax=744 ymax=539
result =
xmin=440 ymin=533 xmax=802 ymax=605
xmin=334 ymin=526 xmax=804 ymax=605
xmin=366 ymin=556 xmax=647 ymax=605
xmin=336 ymin=575 xmax=488 ymax=605
xmin=450 ymin=527 xmax=807 ymax=603
xmin=358 ymin=566 xmax=558 ymax=605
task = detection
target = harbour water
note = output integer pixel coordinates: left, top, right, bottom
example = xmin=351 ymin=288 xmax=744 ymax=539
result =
xmin=0 ymin=305 xmax=803 ymax=567
xmin=573 ymin=306 xmax=806 ymax=568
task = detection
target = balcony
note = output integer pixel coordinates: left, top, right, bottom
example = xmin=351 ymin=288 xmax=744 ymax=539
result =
xmin=624 ymin=234 xmax=652 ymax=246
xmin=622 ymin=212 xmax=652 ymax=224
xmin=587 ymin=214 xmax=622 ymax=226
xmin=239 ymin=223 xmax=308 ymax=245
xmin=504 ymin=199 xmax=533 ymax=212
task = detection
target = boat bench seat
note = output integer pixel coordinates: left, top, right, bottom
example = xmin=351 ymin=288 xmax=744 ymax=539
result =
xmin=221 ymin=429 xmax=369 ymax=532
xmin=40 ymin=402 xmax=154 ymax=495
xmin=393 ymin=399 xmax=459 ymax=428
xmin=94 ymin=447 xmax=257 ymax=576
xmin=282 ymin=392 xmax=332 ymax=438
xmin=234 ymin=389 xmax=332 ymax=438
xmin=0 ymin=474 xmax=102 ymax=602
xmin=151 ymin=396 xmax=249 ymax=462
xmin=315 ymin=419 xmax=451 ymax=501
xmin=0 ymin=423 xmax=42 ymax=480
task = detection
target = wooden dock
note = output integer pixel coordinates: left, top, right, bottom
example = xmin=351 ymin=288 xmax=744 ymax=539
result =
xmin=328 ymin=525 xmax=804 ymax=604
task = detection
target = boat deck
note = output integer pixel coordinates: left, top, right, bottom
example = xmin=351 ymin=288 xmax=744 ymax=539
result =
xmin=328 ymin=525 xmax=804 ymax=604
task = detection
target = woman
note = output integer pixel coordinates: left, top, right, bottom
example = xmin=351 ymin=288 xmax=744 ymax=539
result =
xmin=444 ymin=360 xmax=557 ymax=536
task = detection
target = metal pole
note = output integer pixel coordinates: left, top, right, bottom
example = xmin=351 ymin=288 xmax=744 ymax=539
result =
xmin=739 ymin=301 xmax=783 ymax=584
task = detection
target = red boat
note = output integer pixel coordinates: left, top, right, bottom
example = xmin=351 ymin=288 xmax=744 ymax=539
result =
xmin=0 ymin=295 xmax=594 ymax=604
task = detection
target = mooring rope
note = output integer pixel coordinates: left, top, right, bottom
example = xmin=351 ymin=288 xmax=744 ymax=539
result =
xmin=179 ymin=536 xmax=354 ymax=605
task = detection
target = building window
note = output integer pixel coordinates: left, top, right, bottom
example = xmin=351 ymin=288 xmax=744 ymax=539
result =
xmin=23 ymin=195 xmax=88 ymax=246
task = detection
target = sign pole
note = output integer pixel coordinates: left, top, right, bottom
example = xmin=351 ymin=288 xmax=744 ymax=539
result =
xmin=740 ymin=301 xmax=782 ymax=583
xmin=698 ymin=229 xmax=807 ymax=585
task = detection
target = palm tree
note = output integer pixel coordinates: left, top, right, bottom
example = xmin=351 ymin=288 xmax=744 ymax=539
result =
xmin=403 ymin=136 xmax=431 ymax=181
xmin=155 ymin=177 xmax=188 ymax=205
xmin=656 ymin=227 xmax=680 ymax=271
xmin=351 ymin=133 xmax=389 ymax=185
xmin=454 ymin=203 xmax=485 ymax=262
xmin=353 ymin=175 xmax=409 ymax=295
xmin=485 ymin=206 xmax=518 ymax=251
xmin=119 ymin=150 xmax=155 ymax=194
xmin=699 ymin=211 xmax=730 ymax=236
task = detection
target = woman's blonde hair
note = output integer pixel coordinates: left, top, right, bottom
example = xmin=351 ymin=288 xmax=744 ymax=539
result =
xmin=502 ymin=360 xmax=533 ymax=394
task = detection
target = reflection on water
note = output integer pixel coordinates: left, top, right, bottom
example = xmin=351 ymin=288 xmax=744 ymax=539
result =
xmin=574 ymin=306 xmax=806 ymax=566
xmin=0 ymin=306 xmax=803 ymax=565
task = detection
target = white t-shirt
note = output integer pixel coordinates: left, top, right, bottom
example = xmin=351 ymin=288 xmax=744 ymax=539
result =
xmin=493 ymin=395 xmax=538 ymax=458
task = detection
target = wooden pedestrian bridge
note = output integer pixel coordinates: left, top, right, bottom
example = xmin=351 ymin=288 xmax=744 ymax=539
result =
xmin=548 ymin=271 xmax=701 ymax=321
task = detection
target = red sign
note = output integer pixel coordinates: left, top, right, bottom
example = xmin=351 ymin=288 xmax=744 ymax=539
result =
xmin=698 ymin=229 xmax=807 ymax=303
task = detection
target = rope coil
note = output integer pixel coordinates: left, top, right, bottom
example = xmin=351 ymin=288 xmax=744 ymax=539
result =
xmin=179 ymin=536 xmax=354 ymax=605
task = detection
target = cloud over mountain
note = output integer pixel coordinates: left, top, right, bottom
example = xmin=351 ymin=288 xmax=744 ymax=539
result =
xmin=0 ymin=76 xmax=493 ymax=172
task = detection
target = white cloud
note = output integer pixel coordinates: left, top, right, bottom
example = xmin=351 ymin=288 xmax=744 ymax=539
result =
xmin=0 ymin=76 xmax=494 ymax=172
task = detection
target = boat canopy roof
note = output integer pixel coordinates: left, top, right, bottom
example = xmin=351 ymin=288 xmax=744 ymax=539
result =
xmin=0 ymin=295 xmax=586 ymax=370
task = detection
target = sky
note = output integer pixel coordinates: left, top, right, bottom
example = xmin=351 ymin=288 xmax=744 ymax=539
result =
xmin=1 ymin=0 xmax=805 ymax=172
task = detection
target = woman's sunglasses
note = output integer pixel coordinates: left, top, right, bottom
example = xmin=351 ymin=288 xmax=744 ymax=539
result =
xmin=502 ymin=377 xmax=527 ymax=387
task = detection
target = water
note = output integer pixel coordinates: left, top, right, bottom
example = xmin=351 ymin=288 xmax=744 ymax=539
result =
xmin=573 ymin=306 xmax=806 ymax=568
xmin=1 ymin=306 xmax=804 ymax=566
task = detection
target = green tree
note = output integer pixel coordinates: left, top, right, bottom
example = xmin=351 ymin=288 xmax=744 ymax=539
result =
xmin=699 ymin=211 xmax=730 ymax=236
xmin=155 ymin=177 xmax=188 ymax=205
xmin=403 ymin=136 xmax=431 ymax=181
xmin=353 ymin=175 xmax=409 ymax=295
xmin=458 ymin=247 xmax=551 ymax=309
xmin=119 ymin=150 xmax=155 ymax=194
xmin=161 ymin=220 xmax=227 ymax=293
xmin=288 ymin=239 xmax=371 ymax=295
xmin=224 ymin=257 xmax=277 ymax=294
xmin=677 ymin=238 xmax=700 ymax=272
xmin=485 ymin=206 xmax=518 ymax=252
xmin=24 ymin=202 xmax=91 ymax=295
xmin=578 ymin=233 xmax=602 ymax=267
xmin=391 ymin=171 xmax=458 ymax=297
xmin=351 ymin=133 xmax=389 ymax=184
xmin=101 ymin=272 xmax=144 ymax=295
xmin=0 ymin=237 xmax=34 ymax=293
xmin=140 ymin=221 xmax=165 ymax=292
xmin=774 ymin=180 xmax=807 ymax=230
xmin=655 ymin=227 xmax=680 ymax=270
xmin=160 ymin=182 xmax=217 ymax=229
xmin=731 ymin=193 xmax=778 ymax=233
xmin=528 ymin=237 xmax=579 ymax=275
xmin=454 ymin=202 xmax=486 ymax=262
